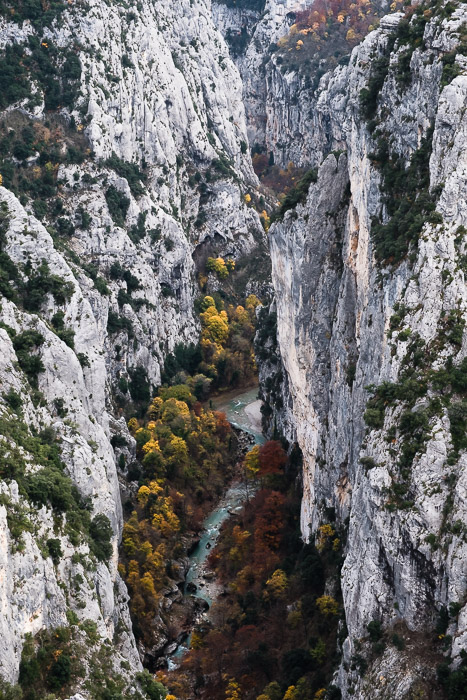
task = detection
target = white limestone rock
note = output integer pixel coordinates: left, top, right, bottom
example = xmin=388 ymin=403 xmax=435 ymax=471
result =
xmin=267 ymin=3 xmax=467 ymax=697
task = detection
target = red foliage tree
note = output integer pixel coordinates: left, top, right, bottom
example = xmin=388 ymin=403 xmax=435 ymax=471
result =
xmin=258 ymin=440 xmax=287 ymax=476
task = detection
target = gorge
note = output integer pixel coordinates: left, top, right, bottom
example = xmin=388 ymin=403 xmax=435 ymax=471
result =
xmin=0 ymin=0 xmax=467 ymax=698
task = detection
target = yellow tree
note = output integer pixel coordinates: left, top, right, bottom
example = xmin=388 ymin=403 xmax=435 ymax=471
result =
xmin=316 ymin=595 xmax=339 ymax=616
xmin=225 ymin=678 xmax=242 ymax=700
xmin=205 ymin=314 xmax=229 ymax=344
xmin=283 ymin=688 xmax=298 ymax=700
xmin=148 ymin=396 xmax=163 ymax=419
xmin=265 ymin=569 xmax=288 ymax=599
xmin=316 ymin=523 xmax=335 ymax=552
xmin=244 ymin=445 xmax=260 ymax=480
xmin=128 ymin=417 xmax=139 ymax=434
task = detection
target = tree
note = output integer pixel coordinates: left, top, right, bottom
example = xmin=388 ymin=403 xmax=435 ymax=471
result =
xmin=46 ymin=538 xmax=62 ymax=565
xmin=283 ymin=688 xmax=298 ymax=700
xmin=254 ymin=491 xmax=286 ymax=551
xmin=258 ymin=441 xmax=287 ymax=477
xmin=265 ymin=569 xmax=288 ymax=599
xmin=128 ymin=417 xmax=139 ymax=433
xmin=316 ymin=595 xmax=339 ymax=616
xmin=206 ymin=257 xmax=229 ymax=279
xmin=259 ymin=682 xmax=282 ymax=700
xmin=148 ymin=397 xmax=163 ymax=419
xmin=225 ymin=678 xmax=242 ymax=700
xmin=245 ymin=445 xmax=260 ymax=480
xmin=206 ymin=314 xmax=229 ymax=344
xmin=316 ymin=523 xmax=335 ymax=552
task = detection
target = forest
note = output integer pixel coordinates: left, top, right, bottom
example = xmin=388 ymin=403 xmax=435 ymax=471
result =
xmin=161 ymin=442 xmax=344 ymax=700
xmin=118 ymin=292 xmax=263 ymax=653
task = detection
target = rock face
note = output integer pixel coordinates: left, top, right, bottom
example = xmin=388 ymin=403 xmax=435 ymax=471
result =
xmin=261 ymin=3 xmax=467 ymax=697
xmin=0 ymin=187 xmax=141 ymax=684
xmin=1 ymin=0 xmax=467 ymax=696
xmin=213 ymin=0 xmax=304 ymax=150
xmin=0 ymin=0 xmax=263 ymax=692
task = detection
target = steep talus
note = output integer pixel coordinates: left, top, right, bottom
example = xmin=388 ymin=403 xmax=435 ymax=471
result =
xmin=266 ymin=2 xmax=467 ymax=696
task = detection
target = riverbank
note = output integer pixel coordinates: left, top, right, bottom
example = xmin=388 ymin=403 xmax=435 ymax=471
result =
xmin=212 ymin=385 xmax=265 ymax=444
xmin=165 ymin=387 xmax=264 ymax=667
xmin=208 ymin=380 xmax=259 ymax=408
xmin=244 ymin=399 xmax=262 ymax=434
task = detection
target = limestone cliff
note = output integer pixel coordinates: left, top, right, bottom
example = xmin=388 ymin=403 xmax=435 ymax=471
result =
xmin=261 ymin=2 xmax=467 ymax=696
xmin=1 ymin=0 xmax=467 ymax=696
xmin=0 ymin=0 xmax=263 ymax=693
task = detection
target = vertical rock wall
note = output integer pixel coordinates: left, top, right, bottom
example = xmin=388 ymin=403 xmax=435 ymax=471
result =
xmin=264 ymin=4 xmax=467 ymax=696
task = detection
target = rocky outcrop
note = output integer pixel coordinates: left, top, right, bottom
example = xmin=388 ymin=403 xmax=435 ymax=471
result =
xmin=213 ymin=0 xmax=307 ymax=149
xmin=267 ymin=3 xmax=467 ymax=697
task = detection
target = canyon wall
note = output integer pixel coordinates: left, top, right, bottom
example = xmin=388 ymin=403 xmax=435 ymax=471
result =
xmin=260 ymin=3 xmax=467 ymax=696
xmin=0 ymin=0 xmax=263 ymax=691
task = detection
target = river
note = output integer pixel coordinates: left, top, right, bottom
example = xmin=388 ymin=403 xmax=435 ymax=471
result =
xmin=168 ymin=385 xmax=264 ymax=666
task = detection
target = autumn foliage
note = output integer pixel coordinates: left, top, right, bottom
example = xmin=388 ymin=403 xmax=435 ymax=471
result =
xmin=197 ymin=294 xmax=261 ymax=390
xmin=253 ymin=159 xmax=310 ymax=201
xmin=168 ymin=459 xmax=345 ymax=699
xmin=275 ymin=0 xmax=405 ymax=76
xmin=120 ymin=388 xmax=236 ymax=647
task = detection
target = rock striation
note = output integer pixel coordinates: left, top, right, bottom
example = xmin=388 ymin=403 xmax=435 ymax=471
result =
xmin=260 ymin=2 xmax=467 ymax=696
xmin=0 ymin=0 xmax=263 ymax=692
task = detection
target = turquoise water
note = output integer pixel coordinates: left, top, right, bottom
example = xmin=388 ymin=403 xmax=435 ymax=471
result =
xmin=184 ymin=481 xmax=248 ymax=605
xmin=168 ymin=387 xmax=264 ymax=665
xmin=212 ymin=386 xmax=265 ymax=445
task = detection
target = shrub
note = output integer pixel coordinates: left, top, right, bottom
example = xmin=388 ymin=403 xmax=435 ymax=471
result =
xmin=136 ymin=670 xmax=167 ymax=700
xmin=360 ymin=456 xmax=376 ymax=470
xmin=370 ymin=128 xmax=435 ymax=263
xmin=105 ymin=185 xmax=130 ymax=226
xmin=46 ymin=537 xmax=62 ymax=564
xmin=77 ymin=353 xmax=90 ymax=368
xmin=52 ymin=311 xmax=75 ymax=348
xmin=363 ymin=407 xmax=384 ymax=429
xmin=23 ymin=261 xmax=74 ymax=312
xmin=105 ymin=153 xmax=146 ymax=197
xmin=346 ymin=361 xmax=356 ymax=385
xmin=57 ymin=217 xmax=75 ymax=237
xmin=48 ymin=653 xmax=71 ymax=690
xmin=391 ymin=633 xmax=405 ymax=650
xmin=128 ymin=212 xmax=147 ymax=244
xmin=164 ymin=236 xmax=175 ymax=251
xmin=441 ymin=50 xmax=462 ymax=88
xmin=367 ymin=619 xmax=383 ymax=642
xmin=360 ymin=54 xmax=391 ymax=120
xmin=3 ymin=389 xmax=22 ymax=413
xmin=32 ymin=199 xmax=47 ymax=220
xmin=89 ymin=514 xmax=113 ymax=562
xmin=111 ymin=434 xmax=128 ymax=448
xmin=12 ymin=330 xmax=45 ymax=387
xmin=93 ymin=276 xmax=109 ymax=295
xmin=0 ymin=44 xmax=32 ymax=109
xmin=28 ymin=467 xmax=75 ymax=512
xmin=448 ymin=401 xmax=467 ymax=454
xmin=107 ymin=311 xmax=133 ymax=336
